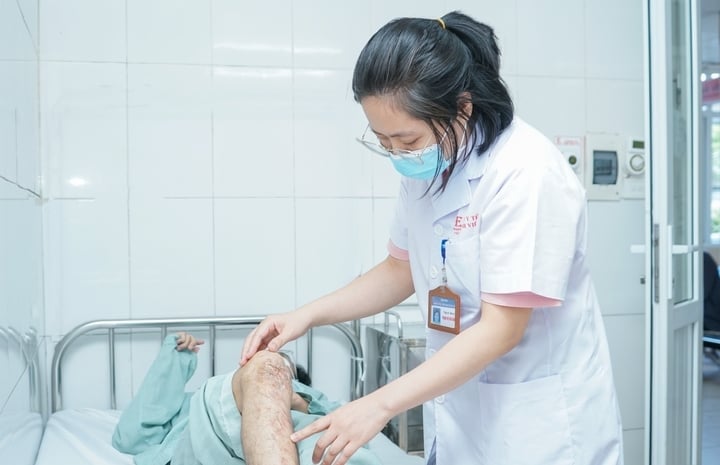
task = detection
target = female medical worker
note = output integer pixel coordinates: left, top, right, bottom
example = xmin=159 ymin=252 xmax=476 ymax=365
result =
xmin=241 ymin=11 xmax=624 ymax=465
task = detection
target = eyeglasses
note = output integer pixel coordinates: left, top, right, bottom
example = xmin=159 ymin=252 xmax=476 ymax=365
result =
xmin=356 ymin=125 xmax=445 ymax=164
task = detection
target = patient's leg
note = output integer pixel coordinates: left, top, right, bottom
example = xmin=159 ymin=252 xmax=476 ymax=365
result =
xmin=232 ymin=350 xmax=298 ymax=465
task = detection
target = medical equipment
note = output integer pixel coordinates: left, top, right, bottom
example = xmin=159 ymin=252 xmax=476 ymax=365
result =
xmin=365 ymin=312 xmax=426 ymax=455
xmin=554 ymin=136 xmax=585 ymax=180
xmin=583 ymin=133 xmax=646 ymax=201
xmin=36 ymin=317 xmax=425 ymax=465
xmin=555 ymin=134 xmax=646 ymax=201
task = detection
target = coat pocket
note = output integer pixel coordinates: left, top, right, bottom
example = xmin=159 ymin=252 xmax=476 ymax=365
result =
xmin=476 ymin=374 xmax=575 ymax=465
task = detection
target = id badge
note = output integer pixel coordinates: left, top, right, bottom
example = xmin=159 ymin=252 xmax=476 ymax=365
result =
xmin=427 ymin=285 xmax=461 ymax=334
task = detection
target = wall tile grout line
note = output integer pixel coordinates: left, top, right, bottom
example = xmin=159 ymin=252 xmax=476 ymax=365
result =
xmin=209 ymin=0 xmax=217 ymax=317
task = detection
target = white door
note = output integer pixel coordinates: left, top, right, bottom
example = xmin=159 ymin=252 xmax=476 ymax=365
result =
xmin=647 ymin=0 xmax=703 ymax=464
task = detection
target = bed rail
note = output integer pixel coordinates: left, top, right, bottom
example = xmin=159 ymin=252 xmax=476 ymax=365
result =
xmin=51 ymin=317 xmax=364 ymax=412
xmin=0 ymin=326 xmax=42 ymax=415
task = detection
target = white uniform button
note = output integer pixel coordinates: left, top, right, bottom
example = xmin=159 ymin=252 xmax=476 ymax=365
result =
xmin=434 ymin=224 xmax=443 ymax=236
xmin=435 ymin=395 xmax=445 ymax=404
xmin=430 ymin=266 xmax=438 ymax=278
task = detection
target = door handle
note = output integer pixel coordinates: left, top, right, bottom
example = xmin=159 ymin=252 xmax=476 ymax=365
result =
xmin=671 ymin=244 xmax=699 ymax=254
xmin=630 ymin=244 xmax=646 ymax=254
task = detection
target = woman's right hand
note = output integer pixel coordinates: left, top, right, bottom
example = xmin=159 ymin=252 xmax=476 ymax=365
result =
xmin=240 ymin=312 xmax=311 ymax=366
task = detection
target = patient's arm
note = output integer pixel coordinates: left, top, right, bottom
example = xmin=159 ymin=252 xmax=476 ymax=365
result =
xmin=232 ymin=350 xmax=305 ymax=465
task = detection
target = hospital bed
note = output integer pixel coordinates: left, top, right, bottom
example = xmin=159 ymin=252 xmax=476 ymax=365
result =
xmin=36 ymin=316 xmax=425 ymax=465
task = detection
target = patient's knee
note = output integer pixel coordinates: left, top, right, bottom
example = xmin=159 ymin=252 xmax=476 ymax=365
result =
xmin=232 ymin=351 xmax=294 ymax=413
xmin=239 ymin=350 xmax=293 ymax=387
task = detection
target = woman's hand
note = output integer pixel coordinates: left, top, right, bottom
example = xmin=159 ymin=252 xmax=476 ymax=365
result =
xmin=290 ymin=395 xmax=392 ymax=465
xmin=175 ymin=332 xmax=204 ymax=352
xmin=240 ymin=312 xmax=311 ymax=365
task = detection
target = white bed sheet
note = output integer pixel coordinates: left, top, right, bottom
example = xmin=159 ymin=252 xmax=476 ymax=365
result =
xmin=35 ymin=409 xmax=425 ymax=465
xmin=0 ymin=412 xmax=43 ymax=465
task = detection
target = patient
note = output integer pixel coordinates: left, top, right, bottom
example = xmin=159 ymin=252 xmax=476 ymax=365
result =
xmin=182 ymin=333 xmax=313 ymax=465
xmin=112 ymin=332 xmax=380 ymax=465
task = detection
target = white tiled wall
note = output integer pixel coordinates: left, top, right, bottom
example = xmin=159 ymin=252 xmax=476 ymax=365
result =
xmin=128 ymin=64 xmax=213 ymax=197
xmin=293 ymin=69 xmax=371 ymax=197
xmin=40 ymin=61 xmax=127 ymax=199
xmin=129 ymin=198 xmax=214 ymax=318
xmin=43 ymin=198 xmax=129 ymax=334
xmin=128 ymin=0 xmax=212 ymax=64
xmin=212 ymin=0 xmax=293 ymax=67
xmin=293 ymin=0 xmax=372 ymax=69
xmin=516 ymin=0 xmax=586 ymax=77
xmin=41 ymin=0 xmax=126 ymax=63
xmin=34 ymin=0 xmax=646 ymax=460
xmin=214 ymin=198 xmax=296 ymax=314
xmin=212 ymin=66 xmax=294 ymax=197
xmin=0 ymin=0 xmax=44 ymax=440
xmin=0 ymin=0 xmax=36 ymax=61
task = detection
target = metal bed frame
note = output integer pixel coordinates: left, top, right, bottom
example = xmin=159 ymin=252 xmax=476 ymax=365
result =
xmin=0 ymin=326 xmax=42 ymax=414
xmin=51 ymin=317 xmax=365 ymax=412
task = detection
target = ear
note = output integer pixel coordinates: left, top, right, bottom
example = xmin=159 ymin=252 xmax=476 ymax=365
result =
xmin=456 ymin=92 xmax=473 ymax=121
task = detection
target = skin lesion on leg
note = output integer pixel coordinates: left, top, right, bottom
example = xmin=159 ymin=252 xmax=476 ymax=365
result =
xmin=232 ymin=350 xmax=301 ymax=465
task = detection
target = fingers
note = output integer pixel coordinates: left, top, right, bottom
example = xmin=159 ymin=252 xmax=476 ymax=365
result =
xmin=290 ymin=421 xmax=356 ymax=465
xmin=265 ymin=334 xmax=284 ymax=352
xmin=290 ymin=416 xmax=329 ymax=444
xmin=240 ymin=322 xmax=281 ymax=365
xmin=175 ymin=332 xmax=205 ymax=352
xmin=290 ymin=417 xmax=351 ymax=465
xmin=324 ymin=444 xmax=356 ymax=465
xmin=240 ymin=328 xmax=265 ymax=365
xmin=315 ymin=434 xmax=349 ymax=465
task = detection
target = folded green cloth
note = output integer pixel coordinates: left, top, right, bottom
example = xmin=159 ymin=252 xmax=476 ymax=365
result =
xmin=112 ymin=335 xmax=196 ymax=465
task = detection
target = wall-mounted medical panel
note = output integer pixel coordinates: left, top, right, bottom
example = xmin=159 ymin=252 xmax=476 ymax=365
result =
xmin=583 ymin=133 xmax=645 ymax=201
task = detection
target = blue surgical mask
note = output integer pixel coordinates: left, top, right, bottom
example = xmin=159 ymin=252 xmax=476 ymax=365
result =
xmin=390 ymin=145 xmax=450 ymax=180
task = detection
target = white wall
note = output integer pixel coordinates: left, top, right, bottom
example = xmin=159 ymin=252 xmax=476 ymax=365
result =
xmin=0 ymin=0 xmax=44 ymax=400
xmin=36 ymin=0 xmax=645 ymax=462
xmin=0 ymin=0 xmax=45 ymax=463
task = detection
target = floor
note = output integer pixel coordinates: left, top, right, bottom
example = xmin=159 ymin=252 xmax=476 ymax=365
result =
xmin=703 ymin=350 xmax=720 ymax=464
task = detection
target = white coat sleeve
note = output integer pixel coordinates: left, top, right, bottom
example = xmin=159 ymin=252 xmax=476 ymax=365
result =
xmin=478 ymin=160 xmax=584 ymax=300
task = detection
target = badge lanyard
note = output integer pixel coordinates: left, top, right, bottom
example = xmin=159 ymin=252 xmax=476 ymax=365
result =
xmin=427 ymin=239 xmax=461 ymax=334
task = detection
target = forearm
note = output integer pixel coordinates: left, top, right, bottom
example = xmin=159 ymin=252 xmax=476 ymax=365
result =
xmin=299 ymin=256 xmax=414 ymax=327
xmin=372 ymin=301 xmax=532 ymax=417
xmin=290 ymin=393 xmax=309 ymax=413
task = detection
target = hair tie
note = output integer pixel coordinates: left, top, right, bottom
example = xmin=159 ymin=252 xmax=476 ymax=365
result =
xmin=437 ymin=18 xmax=446 ymax=30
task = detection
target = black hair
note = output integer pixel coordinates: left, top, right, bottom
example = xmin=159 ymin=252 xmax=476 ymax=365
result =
xmin=352 ymin=11 xmax=514 ymax=192
xmin=296 ymin=364 xmax=311 ymax=386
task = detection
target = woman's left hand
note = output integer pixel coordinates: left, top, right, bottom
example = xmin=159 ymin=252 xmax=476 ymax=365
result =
xmin=290 ymin=395 xmax=392 ymax=465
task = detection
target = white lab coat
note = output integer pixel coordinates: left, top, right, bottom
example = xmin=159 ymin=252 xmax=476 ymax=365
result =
xmin=388 ymin=118 xmax=624 ymax=465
